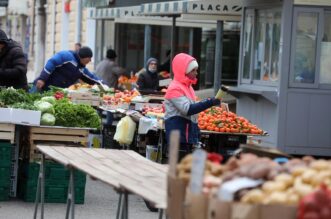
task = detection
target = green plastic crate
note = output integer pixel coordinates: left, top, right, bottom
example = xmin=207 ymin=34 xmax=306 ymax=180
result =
xmin=22 ymin=162 xmax=86 ymax=186
xmin=0 ymin=167 xmax=10 ymax=187
xmin=0 ymin=145 xmax=12 ymax=167
xmin=0 ymin=186 xmax=9 ymax=201
xmin=18 ymin=178 xmax=85 ymax=204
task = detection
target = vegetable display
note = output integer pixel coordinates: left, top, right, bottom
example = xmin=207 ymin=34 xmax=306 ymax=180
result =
xmin=198 ymin=106 xmax=264 ymax=134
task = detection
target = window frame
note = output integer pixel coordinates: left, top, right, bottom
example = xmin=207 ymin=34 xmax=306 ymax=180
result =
xmin=240 ymin=7 xmax=282 ymax=86
xmin=289 ymin=7 xmax=323 ymax=89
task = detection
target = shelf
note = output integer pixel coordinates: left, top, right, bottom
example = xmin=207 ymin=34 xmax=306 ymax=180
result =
xmin=227 ymin=85 xmax=279 ymax=104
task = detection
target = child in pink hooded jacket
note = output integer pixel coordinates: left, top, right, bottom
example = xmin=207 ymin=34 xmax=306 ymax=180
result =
xmin=164 ymin=53 xmax=221 ymax=158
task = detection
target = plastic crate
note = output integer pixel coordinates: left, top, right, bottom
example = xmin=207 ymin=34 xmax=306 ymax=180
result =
xmin=0 ymin=144 xmax=12 ymax=167
xmin=18 ymin=178 xmax=85 ymax=204
xmin=0 ymin=186 xmax=9 ymax=201
xmin=21 ymin=162 xmax=86 ymax=186
xmin=0 ymin=167 xmax=10 ymax=187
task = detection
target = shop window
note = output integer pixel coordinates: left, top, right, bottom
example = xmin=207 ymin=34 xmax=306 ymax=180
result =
xmin=320 ymin=12 xmax=331 ymax=84
xmin=241 ymin=8 xmax=281 ymax=85
xmin=291 ymin=11 xmax=318 ymax=84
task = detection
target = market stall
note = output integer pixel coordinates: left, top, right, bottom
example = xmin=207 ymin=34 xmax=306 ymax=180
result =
xmin=228 ymin=0 xmax=331 ymax=157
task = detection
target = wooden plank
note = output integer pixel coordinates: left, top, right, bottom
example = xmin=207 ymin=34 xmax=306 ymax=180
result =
xmin=30 ymin=134 xmax=88 ymax=142
xmin=0 ymin=123 xmax=15 ymax=131
xmin=36 ymin=145 xmax=71 ymax=166
xmin=94 ymin=149 xmax=132 ymax=161
xmin=79 ymin=148 xmax=108 ymax=159
xmin=0 ymin=132 xmax=15 ymax=141
xmin=30 ymin=127 xmax=89 ymax=136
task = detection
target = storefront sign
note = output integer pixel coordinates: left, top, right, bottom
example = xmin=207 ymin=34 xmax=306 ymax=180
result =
xmin=88 ymin=6 xmax=140 ymax=19
xmin=187 ymin=0 xmax=242 ymax=15
xmin=295 ymin=0 xmax=331 ymax=6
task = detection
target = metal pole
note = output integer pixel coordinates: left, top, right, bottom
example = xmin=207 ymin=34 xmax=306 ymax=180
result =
xmin=40 ymin=154 xmax=45 ymax=219
xmin=158 ymin=209 xmax=164 ymax=219
xmin=116 ymin=192 xmax=123 ymax=219
xmin=170 ymin=16 xmax=177 ymax=77
xmin=213 ymin=20 xmax=224 ymax=95
xmin=75 ymin=0 xmax=82 ymax=44
xmin=144 ymin=25 xmax=152 ymax=64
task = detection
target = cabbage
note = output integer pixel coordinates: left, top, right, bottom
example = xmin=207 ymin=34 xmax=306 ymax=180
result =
xmin=41 ymin=96 xmax=56 ymax=104
xmin=40 ymin=113 xmax=56 ymax=126
xmin=34 ymin=101 xmax=55 ymax=114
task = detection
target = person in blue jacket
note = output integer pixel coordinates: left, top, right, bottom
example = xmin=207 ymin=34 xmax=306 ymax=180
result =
xmin=34 ymin=46 xmax=101 ymax=91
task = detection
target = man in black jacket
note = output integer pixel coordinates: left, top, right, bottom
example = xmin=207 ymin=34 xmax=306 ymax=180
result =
xmin=137 ymin=57 xmax=160 ymax=93
xmin=0 ymin=30 xmax=28 ymax=90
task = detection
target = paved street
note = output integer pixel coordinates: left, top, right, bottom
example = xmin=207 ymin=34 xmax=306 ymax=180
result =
xmin=0 ymin=177 xmax=160 ymax=219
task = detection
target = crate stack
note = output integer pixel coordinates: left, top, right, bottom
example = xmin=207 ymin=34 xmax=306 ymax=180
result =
xmin=0 ymin=142 xmax=12 ymax=201
xmin=17 ymin=126 xmax=89 ymax=203
xmin=18 ymin=161 xmax=86 ymax=204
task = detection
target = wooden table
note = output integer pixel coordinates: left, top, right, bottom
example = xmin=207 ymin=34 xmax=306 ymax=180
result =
xmin=33 ymin=146 xmax=167 ymax=219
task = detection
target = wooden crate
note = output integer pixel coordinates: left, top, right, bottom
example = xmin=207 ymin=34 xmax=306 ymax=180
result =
xmin=0 ymin=123 xmax=15 ymax=143
xmin=29 ymin=126 xmax=89 ymax=162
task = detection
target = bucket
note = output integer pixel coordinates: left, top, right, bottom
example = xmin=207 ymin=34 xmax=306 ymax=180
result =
xmin=146 ymin=145 xmax=159 ymax=161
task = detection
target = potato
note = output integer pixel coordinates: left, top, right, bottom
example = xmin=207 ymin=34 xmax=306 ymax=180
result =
xmin=274 ymin=173 xmax=294 ymax=187
xmin=310 ymin=160 xmax=330 ymax=171
xmin=262 ymin=181 xmax=287 ymax=193
xmin=264 ymin=191 xmax=288 ymax=204
xmin=286 ymin=193 xmax=300 ymax=205
xmin=241 ymin=189 xmax=264 ymax=204
xmin=290 ymin=166 xmax=306 ymax=177
xmin=302 ymin=155 xmax=315 ymax=165
xmin=180 ymin=154 xmax=193 ymax=164
xmin=225 ymin=157 xmax=239 ymax=171
xmin=293 ymin=178 xmax=314 ymax=198
xmin=311 ymin=170 xmax=331 ymax=187
xmin=301 ymin=169 xmax=318 ymax=184
xmin=238 ymin=153 xmax=258 ymax=165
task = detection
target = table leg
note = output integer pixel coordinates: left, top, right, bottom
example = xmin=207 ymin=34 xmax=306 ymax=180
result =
xmin=33 ymin=154 xmax=45 ymax=219
xmin=65 ymin=167 xmax=75 ymax=219
xmin=120 ymin=191 xmax=129 ymax=219
xmin=116 ymin=192 xmax=123 ymax=219
xmin=158 ymin=209 xmax=163 ymax=219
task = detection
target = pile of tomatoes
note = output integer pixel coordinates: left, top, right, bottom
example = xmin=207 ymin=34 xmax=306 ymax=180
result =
xmin=198 ymin=107 xmax=263 ymax=134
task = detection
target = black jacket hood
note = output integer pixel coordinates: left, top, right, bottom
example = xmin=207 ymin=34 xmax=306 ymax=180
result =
xmin=0 ymin=29 xmax=9 ymax=44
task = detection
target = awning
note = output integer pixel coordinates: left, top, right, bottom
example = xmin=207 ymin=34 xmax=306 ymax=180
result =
xmin=87 ymin=6 xmax=140 ymax=20
xmin=139 ymin=0 xmax=242 ymax=20
xmin=83 ymin=0 xmax=113 ymax=8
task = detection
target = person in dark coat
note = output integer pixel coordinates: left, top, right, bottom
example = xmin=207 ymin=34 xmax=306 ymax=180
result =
xmin=0 ymin=29 xmax=28 ymax=90
xmin=136 ymin=57 xmax=160 ymax=93
xmin=95 ymin=49 xmax=126 ymax=89
xmin=34 ymin=46 xmax=101 ymax=91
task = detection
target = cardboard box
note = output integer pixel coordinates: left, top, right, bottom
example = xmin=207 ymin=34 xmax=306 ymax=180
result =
xmin=167 ymin=176 xmax=186 ymax=219
xmin=68 ymin=91 xmax=100 ymax=100
xmin=208 ymin=198 xmax=231 ymax=219
xmin=184 ymin=192 xmax=209 ymax=219
xmin=0 ymin=108 xmax=12 ymax=123
xmin=11 ymin=109 xmax=41 ymax=126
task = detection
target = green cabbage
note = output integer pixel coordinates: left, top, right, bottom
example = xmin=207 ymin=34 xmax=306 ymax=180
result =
xmin=41 ymin=96 xmax=56 ymax=104
xmin=34 ymin=101 xmax=55 ymax=114
xmin=40 ymin=113 xmax=56 ymax=126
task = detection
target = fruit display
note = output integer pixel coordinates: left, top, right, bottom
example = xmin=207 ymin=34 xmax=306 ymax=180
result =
xmin=198 ymin=106 xmax=264 ymax=134
xmin=68 ymin=83 xmax=93 ymax=90
xmin=102 ymin=90 xmax=140 ymax=105
xmin=141 ymin=104 xmax=165 ymax=118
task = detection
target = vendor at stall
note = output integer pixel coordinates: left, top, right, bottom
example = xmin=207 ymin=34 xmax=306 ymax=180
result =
xmin=164 ymin=53 xmax=222 ymax=160
xmin=33 ymin=46 xmax=102 ymax=92
xmin=136 ymin=57 xmax=160 ymax=93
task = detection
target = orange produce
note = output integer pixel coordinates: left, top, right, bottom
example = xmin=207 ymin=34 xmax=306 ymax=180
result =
xmin=198 ymin=106 xmax=264 ymax=135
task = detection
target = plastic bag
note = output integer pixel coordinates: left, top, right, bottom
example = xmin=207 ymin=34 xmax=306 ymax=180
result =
xmin=114 ymin=116 xmax=136 ymax=145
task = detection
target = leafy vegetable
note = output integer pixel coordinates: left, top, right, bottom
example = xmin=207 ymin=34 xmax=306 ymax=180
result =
xmin=41 ymin=113 xmax=56 ymax=126
xmin=34 ymin=101 xmax=55 ymax=114
xmin=41 ymin=96 xmax=56 ymax=104
xmin=53 ymin=98 xmax=101 ymax=129
xmin=10 ymin=102 xmax=38 ymax=110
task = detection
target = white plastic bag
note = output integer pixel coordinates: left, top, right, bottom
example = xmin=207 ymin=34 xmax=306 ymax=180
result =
xmin=114 ymin=116 xmax=136 ymax=145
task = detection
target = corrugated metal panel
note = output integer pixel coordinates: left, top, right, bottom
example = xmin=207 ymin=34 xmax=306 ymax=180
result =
xmin=83 ymin=0 xmax=113 ymax=8
xmin=295 ymin=0 xmax=331 ymax=6
xmin=88 ymin=6 xmax=140 ymax=19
